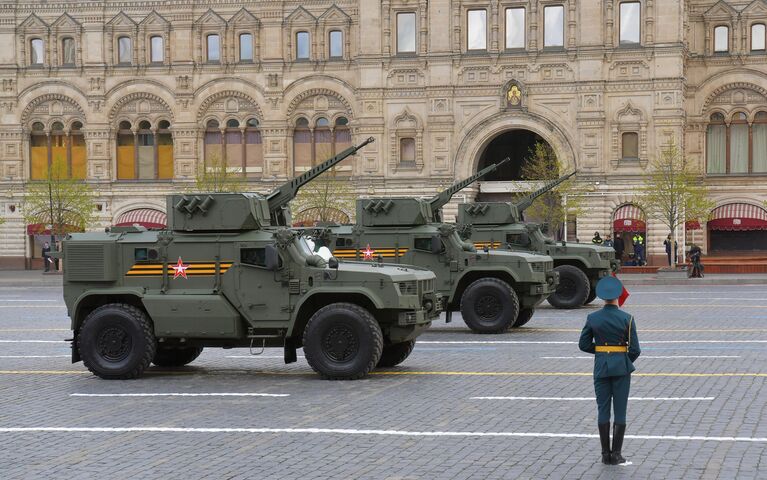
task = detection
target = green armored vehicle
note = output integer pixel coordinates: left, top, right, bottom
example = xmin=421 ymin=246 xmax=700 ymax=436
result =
xmin=457 ymin=173 xmax=619 ymax=309
xmin=61 ymin=139 xmax=441 ymax=380
xmin=319 ymin=161 xmax=559 ymax=333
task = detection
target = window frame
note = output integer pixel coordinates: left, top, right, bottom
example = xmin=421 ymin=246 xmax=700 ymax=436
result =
xmin=61 ymin=37 xmax=76 ymax=66
xmin=117 ymin=36 xmax=132 ymax=65
xmin=206 ymin=34 xmax=221 ymax=63
xmin=705 ymin=111 xmax=767 ymax=176
xmin=466 ymin=9 xmax=488 ymax=52
xmin=149 ymin=35 xmax=164 ymax=64
xmin=713 ymin=25 xmax=729 ymax=53
xmin=621 ymin=132 xmax=640 ymax=161
xmin=29 ymin=119 xmax=87 ymax=180
xmin=30 ymin=38 xmax=44 ymax=66
xmin=504 ymin=7 xmax=526 ymax=51
xmin=328 ymin=30 xmax=344 ymax=59
xmin=751 ymin=23 xmax=766 ymax=52
xmin=396 ymin=12 xmax=417 ymax=55
xmin=618 ymin=2 xmax=641 ymax=46
xmin=543 ymin=5 xmax=565 ymax=49
xmin=239 ymin=33 xmax=254 ymax=62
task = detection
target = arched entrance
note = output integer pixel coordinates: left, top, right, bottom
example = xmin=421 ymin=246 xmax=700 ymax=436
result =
xmin=612 ymin=204 xmax=647 ymax=265
xmin=476 ymin=129 xmax=549 ymax=181
xmin=708 ymin=203 xmax=767 ymax=253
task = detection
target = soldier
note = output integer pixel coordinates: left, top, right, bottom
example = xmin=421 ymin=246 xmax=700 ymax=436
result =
xmin=579 ymin=276 xmax=641 ymax=465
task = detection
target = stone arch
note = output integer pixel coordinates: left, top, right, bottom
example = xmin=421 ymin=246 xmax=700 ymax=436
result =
xmin=701 ymin=80 xmax=767 ymax=114
xmin=283 ymin=75 xmax=356 ymax=118
xmin=287 ymin=88 xmax=354 ymax=118
xmin=20 ymin=93 xmax=86 ymax=126
xmin=108 ymin=91 xmax=174 ymax=122
xmin=197 ymin=90 xmax=264 ymax=122
xmin=453 ymin=110 xmax=577 ymax=179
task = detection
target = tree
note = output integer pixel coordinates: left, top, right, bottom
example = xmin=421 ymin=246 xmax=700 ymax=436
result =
xmin=193 ymin=152 xmax=245 ymax=193
xmin=291 ymin=170 xmax=355 ymax=226
xmin=518 ymin=141 xmax=587 ymax=239
xmin=23 ymin=156 xmax=96 ymax=248
xmin=637 ymin=141 xmax=713 ymax=268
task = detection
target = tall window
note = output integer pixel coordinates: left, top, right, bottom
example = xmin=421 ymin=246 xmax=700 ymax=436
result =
xmin=754 ymin=112 xmax=767 ymax=173
xmin=203 ymin=118 xmax=263 ymax=176
xmin=207 ymin=34 xmax=220 ymax=62
xmin=30 ymin=38 xmax=44 ymax=65
xmin=329 ymin=30 xmax=343 ymax=58
xmin=117 ymin=36 xmax=132 ymax=64
xmin=150 ymin=36 xmax=164 ymax=63
xmin=293 ymin=116 xmax=351 ymax=174
xmin=752 ymin=24 xmax=766 ymax=52
xmin=30 ymin=121 xmax=86 ymax=180
xmin=116 ymin=120 xmax=173 ymax=180
xmin=204 ymin=119 xmax=223 ymax=168
xmin=397 ymin=12 xmax=416 ymax=53
xmin=224 ymin=119 xmax=242 ymax=171
xmin=505 ymin=8 xmax=525 ymax=49
xmin=400 ymin=138 xmax=416 ymax=167
xmin=621 ymin=132 xmax=639 ymax=160
xmin=619 ymin=2 xmax=640 ymax=45
xmin=239 ymin=33 xmax=253 ymax=61
xmin=244 ymin=118 xmax=263 ymax=175
xmin=467 ymin=10 xmax=487 ymax=51
xmin=296 ymin=31 xmax=310 ymax=59
xmin=706 ymin=113 xmax=726 ymax=174
xmin=730 ymin=112 xmax=748 ymax=173
xmin=543 ymin=5 xmax=564 ymax=48
xmin=62 ymin=38 xmax=76 ymax=65
xmin=714 ymin=26 xmax=729 ymax=53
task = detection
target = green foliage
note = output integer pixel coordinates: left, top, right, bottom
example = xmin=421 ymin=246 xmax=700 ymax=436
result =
xmin=23 ymin=156 xmax=95 ymax=237
xmin=291 ymin=170 xmax=355 ymax=225
xmin=194 ymin=153 xmax=246 ymax=193
xmin=518 ymin=141 xmax=586 ymax=235
xmin=637 ymin=141 xmax=714 ymax=266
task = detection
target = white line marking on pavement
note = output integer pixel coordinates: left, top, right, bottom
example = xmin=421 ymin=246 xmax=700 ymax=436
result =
xmin=1 ymin=427 xmax=766 ymax=443
xmin=70 ymin=393 xmax=289 ymax=398
xmin=471 ymin=396 xmax=715 ymax=401
xmin=225 ymin=355 xmax=305 ymax=359
xmin=420 ymin=340 xmax=767 ymax=345
xmin=541 ymin=356 xmax=741 ymax=359
xmin=0 ymin=300 xmax=61 ymax=302
xmin=0 ymin=340 xmax=63 ymax=343
xmin=0 ymin=355 xmax=69 ymax=358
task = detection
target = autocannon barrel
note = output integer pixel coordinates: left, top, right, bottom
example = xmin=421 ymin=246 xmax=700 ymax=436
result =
xmin=512 ymin=171 xmax=576 ymax=214
xmin=428 ymin=157 xmax=510 ymax=215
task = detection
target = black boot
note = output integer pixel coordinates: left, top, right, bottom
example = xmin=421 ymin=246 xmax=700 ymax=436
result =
xmin=598 ymin=423 xmax=611 ymax=464
xmin=610 ymin=423 xmax=626 ymax=465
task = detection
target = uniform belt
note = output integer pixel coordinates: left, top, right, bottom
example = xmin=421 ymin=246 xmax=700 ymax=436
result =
xmin=595 ymin=345 xmax=628 ymax=353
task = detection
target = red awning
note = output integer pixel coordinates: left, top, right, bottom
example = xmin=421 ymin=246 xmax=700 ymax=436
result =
xmin=27 ymin=223 xmax=84 ymax=236
xmin=613 ymin=204 xmax=646 ymax=233
xmin=708 ymin=203 xmax=767 ymax=231
xmin=114 ymin=209 xmax=167 ymax=230
xmin=685 ymin=220 xmax=701 ymax=231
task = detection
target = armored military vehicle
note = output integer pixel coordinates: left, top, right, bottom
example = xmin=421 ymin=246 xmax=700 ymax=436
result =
xmin=61 ymin=139 xmax=441 ymax=381
xmin=457 ymin=173 xmax=619 ymax=309
xmin=320 ymin=161 xmax=558 ymax=333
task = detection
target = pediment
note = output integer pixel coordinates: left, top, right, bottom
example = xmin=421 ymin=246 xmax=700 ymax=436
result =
xmin=19 ymin=14 xmax=48 ymax=30
xmin=393 ymin=108 xmax=420 ymax=128
xmin=616 ymin=101 xmax=643 ymax=122
xmin=704 ymin=1 xmax=737 ymax=18
xmin=107 ymin=12 xmax=137 ymax=28
xmin=140 ymin=11 xmax=169 ymax=27
xmin=51 ymin=13 xmax=80 ymax=30
xmin=195 ymin=9 xmax=227 ymax=26
xmin=742 ymin=0 xmax=767 ymax=16
xmin=319 ymin=5 xmax=351 ymax=24
xmin=230 ymin=8 xmax=258 ymax=25
xmin=286 ymin=6 xmax=316 ymax=25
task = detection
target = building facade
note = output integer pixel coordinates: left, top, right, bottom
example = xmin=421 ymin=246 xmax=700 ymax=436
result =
xmin=0 ymin=0 xmax=766 ymax=268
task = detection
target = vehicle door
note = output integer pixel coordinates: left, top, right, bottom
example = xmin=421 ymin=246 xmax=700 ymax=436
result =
xmin=230 ymin=243 xmax=291 ymax=325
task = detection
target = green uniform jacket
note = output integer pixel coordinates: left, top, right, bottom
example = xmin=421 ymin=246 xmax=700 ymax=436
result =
xmin=579 ymin=305 xmax=641 ymax=378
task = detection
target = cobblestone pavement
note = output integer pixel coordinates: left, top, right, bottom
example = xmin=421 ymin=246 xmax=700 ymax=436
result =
xmin=1 ymin=283 xmax=767 ymax=479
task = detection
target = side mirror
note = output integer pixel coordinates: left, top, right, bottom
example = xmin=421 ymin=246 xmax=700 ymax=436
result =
xmin=328 ymin=257 xmax=339 ymax=269
xmin=265 ymin=244 xmax=280 ymax=271
xmin=430 ymin=235 xmax=443 ymax=254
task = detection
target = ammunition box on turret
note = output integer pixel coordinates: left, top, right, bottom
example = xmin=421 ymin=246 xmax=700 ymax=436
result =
xmin=459 ymin=203 xmax=520 ymax=226
xmin=167 ymin=193 xmax=271 ymax=232
xmin=358 ymin=198 xmax=434 ymax=226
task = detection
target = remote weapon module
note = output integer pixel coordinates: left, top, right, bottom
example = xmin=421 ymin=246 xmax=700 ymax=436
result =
xmin=61 ymin=138 xmax=440 ymax=380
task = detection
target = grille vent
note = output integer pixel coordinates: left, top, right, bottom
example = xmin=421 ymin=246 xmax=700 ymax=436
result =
xmin=65 ymin=243 xmax=115 ymax=282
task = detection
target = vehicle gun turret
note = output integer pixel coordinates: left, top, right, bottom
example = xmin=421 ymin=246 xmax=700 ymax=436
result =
xmin=167 ymin=137 xmax=374 ymax=232
xmin=428 ymin=157 xmax=510 ymax=221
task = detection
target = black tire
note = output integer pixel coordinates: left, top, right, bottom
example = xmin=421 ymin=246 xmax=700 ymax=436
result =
xmin=77 ymin=303 xmax=156 ymax=380
xmin=510 ymin=308 xmax=534 ymax=329
xmin=152 ymin=346 xmax=204 ymax=367
xmin=303 ymin=302 xmax=383 ymax=380
xmin=377 ymin=340 xmax=416 ymax=368
xmin=460 ymin=278 xmax=520 ymax=333
xmin=584 ymin=286 xmax=597 ymax=305
xmin=547 ymin=265 xmax=590 ymax=309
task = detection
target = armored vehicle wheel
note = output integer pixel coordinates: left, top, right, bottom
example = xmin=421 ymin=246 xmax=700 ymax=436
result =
xmin=548 ymin=265 xmax=590 ymax=309
xmin=460 ymin=278 xmax=520 ymax=333
xmin=152 ymin=346 xmax=204 ymax=367
xmin=303 ymin=302 xmax=383 ymax=380
xmin=510 ymin=308 xmax=535 ymax=329
xmin=77 ymin=303 xmax=156 ymax=380
xmin=376 ymin=340 xmax=416 ymax=368
xmin=584 ymin=286 xmax=597 ymax=305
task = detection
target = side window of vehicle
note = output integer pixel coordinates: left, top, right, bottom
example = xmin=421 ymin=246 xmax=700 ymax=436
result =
xmin=414 ymin=237 xmax=444 ymax=252
xmin=241 ymin=247 xmax=283 ymax=269
xmin=134 ymin=248 xmax=148 ymax=262
xmin=507 ymin=233 xmax=525 ymax=245
xmin=335 ymin=238 xmax=354 ymax=247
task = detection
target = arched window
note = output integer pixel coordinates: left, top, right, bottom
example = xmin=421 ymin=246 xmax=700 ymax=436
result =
xmin=116 ymin=120 xmax=173 ymax=180
xmin=707 ymin=113 xmax=726 ymax=174
xmin=334 ymin=117 xmax=352 ymax=154
xmin=714 ymin=26 xmax=729 ymax=53
xmin=293 ymin=117 xmax=312 ymax=171
xmin=204 ymin=119 xmax=223 ymax=169
xmin=754 ymin=112 xmax=767 ymax=173
xmin=292 ymin=116 xmax=353 ymax=175
xmin=752 ymin=24 xmax=766 ymax=51
xmin=150 ymin=36 xmax=164 ymax=63
xmin=30 ymin=38 xmax=44 ymax=65
xmin=730 ymin=112 xmax=748 ymax=173
xmin=29 ymin=120 xmax=87 ymax=180
xmin=314 ymin=117 xmax=332 ymax=164
xmin=203 ymin=118 xmax=262 ymax=177
xmin=61 ymin=38 xmax=76 ymax=66
xmin=225 ymin=119 xmax=242 ymax=171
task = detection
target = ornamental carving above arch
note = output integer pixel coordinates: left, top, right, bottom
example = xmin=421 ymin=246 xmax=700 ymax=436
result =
xmin=702 ymin=82 xmax=767 ymax=113
xmin=287 ymin=88 xmax=354 ymax=118
xmin=196 ymin=90 xmax=263 ymax=122
xmin=21 ymin=94 xmax=85 ymax=125
xmin=109 ymin=92 xmax=174 ymax=121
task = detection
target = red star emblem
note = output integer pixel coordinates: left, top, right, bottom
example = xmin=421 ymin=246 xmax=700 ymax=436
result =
xmin=362 ymin=244 xmax=376 ymax=261
xmin=172 ymin=257 xmax=189 ymax=279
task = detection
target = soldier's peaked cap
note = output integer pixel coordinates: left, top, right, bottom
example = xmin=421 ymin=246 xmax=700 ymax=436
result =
xmin=596 ymin=276 xmax=623 ymax=301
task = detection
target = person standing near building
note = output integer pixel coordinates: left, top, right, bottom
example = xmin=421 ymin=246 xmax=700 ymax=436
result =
xmin=41 ymin=241 xmax=51 ymax=272
xmin=579 ymin=276 xmax=641 ymax=465
xmin=613 ymin=235 xmax=625 ymax=264
xmin=663 ymin=235 xmax=677 ymax=266
xmin=592 ymin=231 xmax=603 ymax=245
xmin=604 ymin=234 xmax=614 ymax=248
